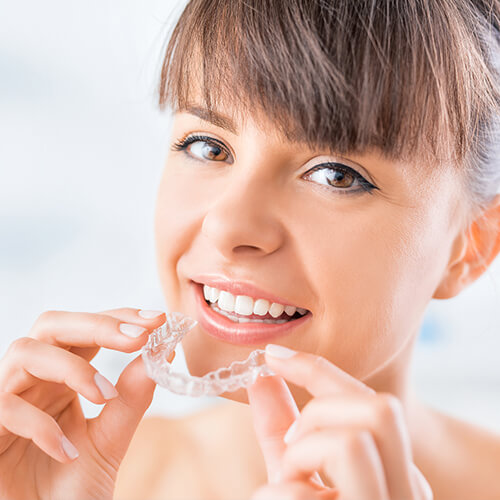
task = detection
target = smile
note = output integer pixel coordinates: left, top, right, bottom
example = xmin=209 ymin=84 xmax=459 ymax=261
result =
xmin=203 ymin=284 xmax=309 ymax=324
xmin=191 ymin=281 xmax=312 ymax=345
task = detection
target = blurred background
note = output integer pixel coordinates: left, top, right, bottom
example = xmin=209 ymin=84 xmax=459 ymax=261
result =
xmin=1 ymin=0 xmax=499 ymax=431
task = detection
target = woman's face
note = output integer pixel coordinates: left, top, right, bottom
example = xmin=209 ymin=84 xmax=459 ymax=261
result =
xmin=154 ymin=100 xmax=465 ymax=407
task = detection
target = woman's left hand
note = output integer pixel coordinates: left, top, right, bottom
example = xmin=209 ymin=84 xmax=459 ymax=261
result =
xmin=247 ymin=345 xmax=433 ymax=500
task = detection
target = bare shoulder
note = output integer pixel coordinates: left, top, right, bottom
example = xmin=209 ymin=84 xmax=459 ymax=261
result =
xmin=432 ymin=408 xmax=500 ymax=460
xmin=416 ymin=405 xmax=500 ymax=500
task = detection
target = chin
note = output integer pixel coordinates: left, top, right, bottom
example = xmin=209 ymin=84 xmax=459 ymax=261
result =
xmin=179 ymin=324 xmax=270 ymax=406
xmin=181 ymin=323 xmax=262 ymax=375
xmin=180 ymin=324 xmax=257 ymax=405
xmin=181 ymin=328 xmax=312 ymax=410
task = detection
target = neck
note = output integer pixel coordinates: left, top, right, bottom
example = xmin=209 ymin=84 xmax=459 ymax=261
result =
xmin=288 ymin=324 xmax=422 ymax=418
xmin=362 ymin=325 xmax=421 ymax=421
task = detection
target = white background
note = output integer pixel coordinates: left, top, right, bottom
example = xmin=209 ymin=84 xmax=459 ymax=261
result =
xmin=1 ymin=0 xmax=499 ymax=431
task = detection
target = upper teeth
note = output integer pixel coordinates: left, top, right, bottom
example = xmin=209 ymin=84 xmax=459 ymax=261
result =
xmin=203 ymin=285 xmax=308 ymax=318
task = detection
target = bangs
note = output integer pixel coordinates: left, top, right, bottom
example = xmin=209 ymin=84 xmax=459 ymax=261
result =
xmin=158 ymin=0 xmax=500 ymax=167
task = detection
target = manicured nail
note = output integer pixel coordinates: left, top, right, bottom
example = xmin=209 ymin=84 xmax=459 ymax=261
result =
xmin=119 ymin=323 xmax=147 ymax=338
xmin=266 ymin=344 xmax=297 ymax=359
xmin=138 ymin=309 xmax=164 ymax=319
xmin=61 ymin=435 xmax=79 ymax=460
xmin=94 ymin=372 xmax=118 ymax=400
xmin=284 ymin=420 xmax=298 ymax=444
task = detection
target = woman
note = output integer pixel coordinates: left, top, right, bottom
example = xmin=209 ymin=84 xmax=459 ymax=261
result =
xmin=1 ymin=0 xmax=500 ymax=499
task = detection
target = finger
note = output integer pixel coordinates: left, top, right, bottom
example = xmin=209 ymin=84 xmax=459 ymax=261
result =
xmin=247 ymin=374 xmax=300 ymax=483
xmin=87 ymin=353 xmax=168 ymax=468
xmin=280 ymin=428 xmax=390 ymax=500
xmin=247 ymin=374 xmax=327 ymax=487
xmin=286 ymin=393 xmax=415 ymax=499
xmin=69 ymin=308 xmax=167 ymax=362
xmin=0 ymin=391 xmax=78 ymax=463
xmin=250 ymin=479 xmax=325 ymax=500
xmin=28 ymin=309 xmax=166 ymax=361
xmin=264 ymin=345 xmax=374 ymax=398
xmin=0 ymin=337 xmax=118 ymax=404
xmin=247 ymin=374 xmax=323 ymax=487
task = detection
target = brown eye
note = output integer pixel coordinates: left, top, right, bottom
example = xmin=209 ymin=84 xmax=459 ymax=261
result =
xmin=189 ymin=141 xmax=228 ymax=161
xmin=303 ymin=163 xmax=376 ymax=196
xmin=171 ymin=134 xmax=235 ymax=164
xmin=324 ymin=169 xmax=354 ymax=188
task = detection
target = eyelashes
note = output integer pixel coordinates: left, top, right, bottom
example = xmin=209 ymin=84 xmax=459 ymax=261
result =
xmin=303 ymin=163 xmax=377 ymax=195
xmin=171 ymin=134 xmax=378 ymax=196
xmin=171 ymin=134 xmax=231 ymax=160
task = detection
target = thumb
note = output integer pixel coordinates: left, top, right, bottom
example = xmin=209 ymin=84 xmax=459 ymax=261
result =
xmin=247 ymin=374 xmax=300 ymax=484
xmin=88 ymin=351 xmax=173 ymax=467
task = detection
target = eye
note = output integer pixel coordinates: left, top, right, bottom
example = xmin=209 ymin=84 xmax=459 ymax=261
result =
xmin=303 ymin=163 xmax=377 ymax=195
xmin=171 ymin=134 xmax=232 ymax=163
xmin=171 ymin=135 xmax=378 ymax=196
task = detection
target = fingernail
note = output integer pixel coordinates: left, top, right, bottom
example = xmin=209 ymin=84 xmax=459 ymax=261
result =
xmin=266 ymin=344 xmax=297 ymax=359
xmin=119 ymin=323 xmax=147 ymax=338
xmin=94 ymin=372 xmax=119 ymax=400
xmin=61 ymin=435 xmax=79 ymax=460
xmin=138 ymin=309 xmax=164 ymax=319
xmin=284 ymin=420 xmax=298 ymax=444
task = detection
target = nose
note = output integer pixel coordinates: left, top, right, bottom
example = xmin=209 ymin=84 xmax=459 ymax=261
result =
xmin=201 ymin=170 xmax=285 ymax=259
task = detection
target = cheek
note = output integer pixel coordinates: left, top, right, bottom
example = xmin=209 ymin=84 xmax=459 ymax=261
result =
xmin=154 ymin=164 xmax=207 ymax=306
xmin=296 ymin=198 xmax=450 ymax=376
xmin=155 ymin=165 xmax=207 ymax=234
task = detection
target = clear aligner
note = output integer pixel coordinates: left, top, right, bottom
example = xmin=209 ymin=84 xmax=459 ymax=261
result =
xmin=141 ymin=311 xmax=276 ymax=397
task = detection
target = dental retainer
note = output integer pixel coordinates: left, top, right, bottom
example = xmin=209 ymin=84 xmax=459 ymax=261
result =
xmin=141 ymin=312 xmax=277 ymax=397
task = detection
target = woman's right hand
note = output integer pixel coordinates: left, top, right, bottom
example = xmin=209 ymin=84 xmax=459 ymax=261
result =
xmin=0 ymin=307 xmax=173 ymax=500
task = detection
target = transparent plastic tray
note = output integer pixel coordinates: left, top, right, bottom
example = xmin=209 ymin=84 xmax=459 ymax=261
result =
xmin=141 ymin=312 xmax=276 ymax=397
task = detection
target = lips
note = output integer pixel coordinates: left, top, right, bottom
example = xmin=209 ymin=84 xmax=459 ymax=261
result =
xmin=191 ymin=281 xmax=312 ymax=345
xmin=190 ymin=273 xmax=310 ymax=312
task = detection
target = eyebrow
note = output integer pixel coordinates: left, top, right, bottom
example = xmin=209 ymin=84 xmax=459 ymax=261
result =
xmin=177 ymin=105 xmax=239 ymax=135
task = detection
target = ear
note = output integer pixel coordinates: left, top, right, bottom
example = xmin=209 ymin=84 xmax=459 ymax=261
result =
xmin=433 ymin=194 xmax=500 ymax=299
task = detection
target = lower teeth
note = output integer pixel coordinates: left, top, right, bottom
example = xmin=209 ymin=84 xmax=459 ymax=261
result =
xmin=209 ymin=303 xmax=290 ymax=324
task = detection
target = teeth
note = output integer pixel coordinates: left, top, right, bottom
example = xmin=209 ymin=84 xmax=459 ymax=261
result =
xmin=234 ymin=295 xmax=254 ymax=315
xmin=269 ymin=302 xmax=285 ymax=318
xmin=218 ymin=290 xmax=235 ymax=312
xmin=210 ymin=304 xmax=289 ymax=323
xmin=253 ymin=298 xmax=270 ymax=316
xmin=204 ymin=285 xmax=220 ymax=303
xmin=210 ymin=287 xmax=220 ymax=303
xmin=202 ymin=284 xmax=309 ymax=317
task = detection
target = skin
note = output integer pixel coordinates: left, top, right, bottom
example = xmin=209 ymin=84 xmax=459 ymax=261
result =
xmin=1 ymin=94 xmax=500 ymax=499
xmin=155 ymin=103 xmax=496 ymax=410
xmin=148 ymin=102 xmax=500 ymax=499
xmin=0 ymin=308 xmax=170 ymax=500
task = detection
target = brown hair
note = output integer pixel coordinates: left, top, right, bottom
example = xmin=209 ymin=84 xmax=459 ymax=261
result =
xmin=157 ymin=0 xmax=500 ymax=220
